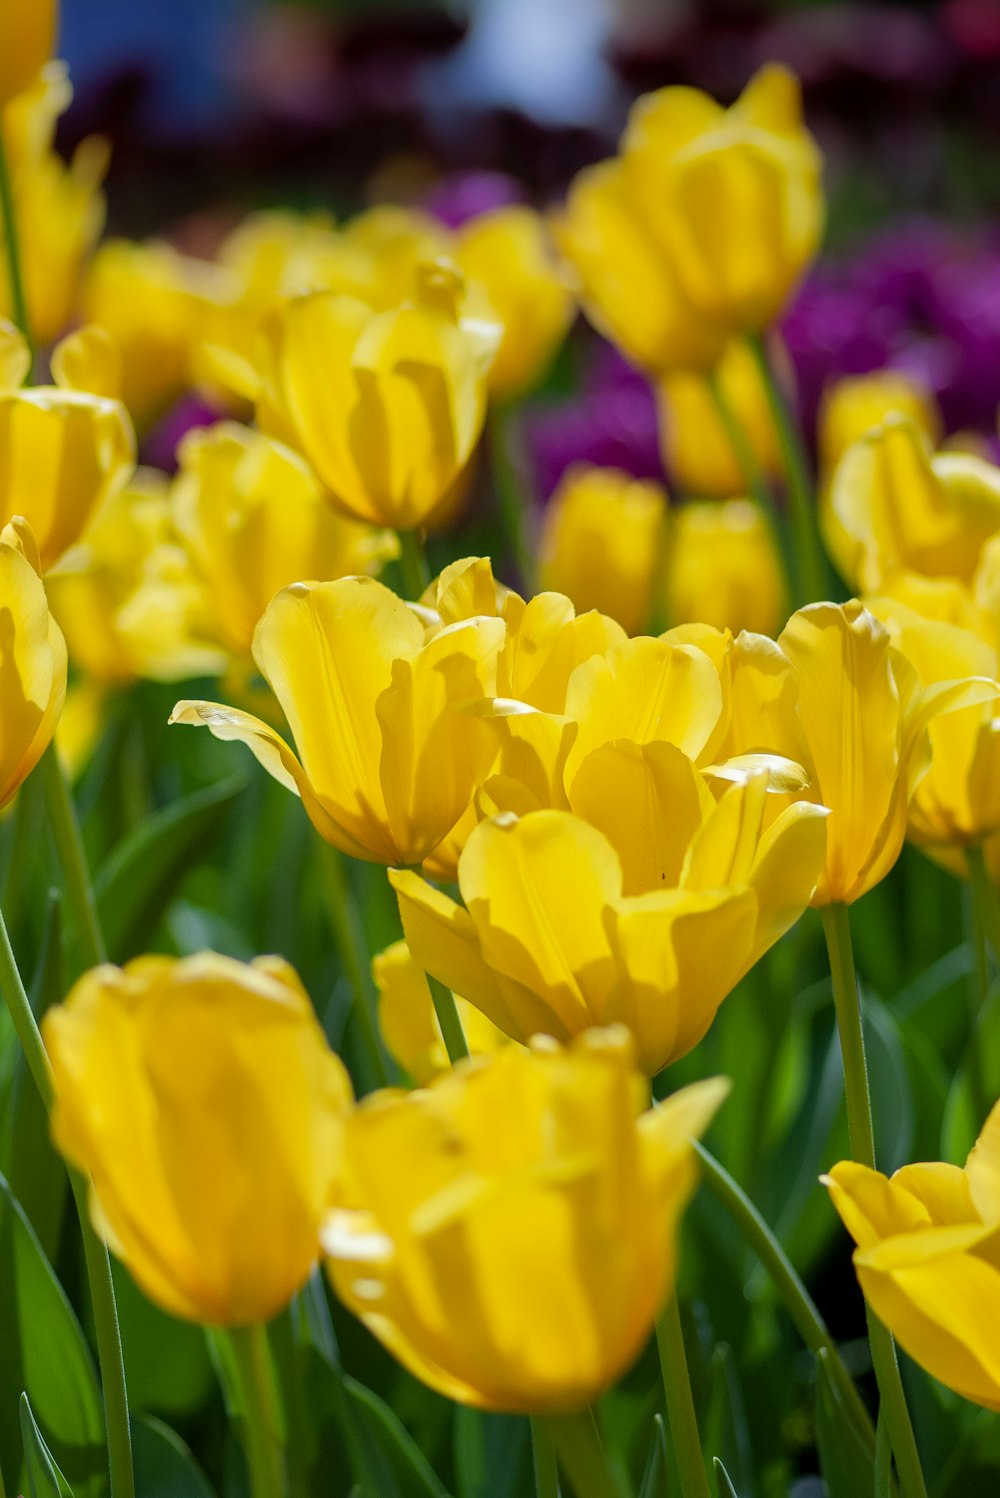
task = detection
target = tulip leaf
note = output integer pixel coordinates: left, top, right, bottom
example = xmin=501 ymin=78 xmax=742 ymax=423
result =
xmin=713 ymin=1458 xmax=740 ymax=1498
xmin=637 ymin=1414 xmax=669 ymax=1498
xmin=343 ymin=1376 xmax=450 ymax=1498
xmin=0 ymin=1174 xmax=105 ymax=1497
xmin=94 ymin=773 xmax=247 ymax=958
xmin=131 ymin=1414 xmax=217 ymax=1497
xmin=454 ymin=1409 xmax=531 ymax=1498
xmin=20 ymin=1394 xmax=74 ymax=1498
xmin=814 ymin=1348 xmax=875 ymax=1498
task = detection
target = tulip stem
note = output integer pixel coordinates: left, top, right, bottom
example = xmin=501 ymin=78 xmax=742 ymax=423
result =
xmin=966 ymin=844 xmax=1000 ymax=965
xmin=224 ymin=1324 xmax=288 ymax=1498
xmin=821 ymin=902 xmax=928 ymax=1498
xmin=705 ymin=367 xmax=780 ymax=536
xmin=427 ymin=972 xmax=470 ymax=1064
xmin=39 ymin=745 xmax=108 ymax=970
xmin=531 ymin=1417 xmax=561 ymax=1498
xmin=319 ymin=845 xmax=390 ymax=1089
xmin=746 ymin=332 xmax=827 ymax=606
xmin=0 ymin=130 xmax=31 ymax=351
xmin=693 ymin=1141 xmax=875 ymax=1451
xmin=397 ymin=528 xmax=431 ymax=600
xmin=0 ymin=903 xmax=135 ymax=1498
xmin=655 ymin=1295 xmax=712 ymax=1498
xmin=539 ymin=1408 xmax=622 ymax=1498
xmin=491 ymin=404 xmax=534 ymax=588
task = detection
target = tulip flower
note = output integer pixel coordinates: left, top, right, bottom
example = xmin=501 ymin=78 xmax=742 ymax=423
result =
xmin=47 ymin=470 xmax=224 ymax=687
xmin=824 ymin=1098 xmax=1000 ymax=1411
xmin=171 ymin=574 xmax=505 ymax=866
xmin=0 ymin=0 xmax=56 ymax=107
xmin=658 ymin=338 xmax=782 ymax=499
xmin=44 ymin=952 xmax=353 ymax=1327
xmin=818 ymin=370 xmax=942 ymax=487
xmin=830 ymin=415 xmax=1000 ymax=593
xmin=556 ymin=157 xmax=727 ymax=376
xmin=537 ymin=465 xmax=667 ymax=636
xmin=0 ymin=518 xmax=66 ymax=808
xmin=622 ymin=64 xmax=824 ymax=335
xmin=171 ymin=422 xmax=397 ymax=659
xmin=255 ymin=261 xmax=500 ymax=529
xmin=374 ymin=939 xmax=508 ymax=1085
xmin=323 ymin=1026 xmax=727 ymax=1411
xmin=454 ymin=206 xmax=574 ymax=401
xmin=665 ymin=498 xmax=786 ymax=637
xmin=866 ymin=580 xmax=1000 ymax=849
xmin=392 ymin=774 xmax=827 ymax=1075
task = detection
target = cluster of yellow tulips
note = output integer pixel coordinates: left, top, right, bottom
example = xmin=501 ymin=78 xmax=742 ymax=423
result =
xmin=5 ymin=4 xmax=1000 ymax=1497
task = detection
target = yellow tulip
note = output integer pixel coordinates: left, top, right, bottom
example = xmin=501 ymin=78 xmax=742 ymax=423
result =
xmin=737 ymin=602 xmax=997 ymax=905
xmin=665 ymin=498 xmax=786 ymax=637
xmin=50 ymin=323 xmax=122 ymax=401
xmin=824 ymin=1099 xmax=1000 ymax=1411
xmin=622 ymin=64 xmax=823 ymax=334
xmin=0 ymin=518 xmax=65 ymax=807
xmin=658 ymin=338 xmax=782 ymax=498
xmin=830 ymin=416 xmax=1000 ymax=592
xmin=537 ymin=465 xmax=667 ymax=636
xmin=171 ymin=422 xmax=397 ymax=659
xmin=44 ymin=952 xmax=352 ymax=1327
xmin=818 ymin=370 xmax=942 ymax=485
xmin=374 ymin=939 xmax=509 ymax=1085
xmin=258 ymin=261 xmax=500 ymax=529
xmin=323 ymin=1026 xmax=726 ymax=1411
xmin=171 ymin=574 xmax=505 ymax=865
xmin=0 ymin=0 xmax=56 ymax=108
xmin=556 ymin=157 xmax=727 ymax=375
xmin=392 ymin=772 xmax=826 ymax=1075
xmin=866 ymin=579 xmax=1000 ymax=849
xmin=0 ymin=385 xmax=135 ymax=570
xmin=454 ymin=207 xmax=574 ymax=401
xmin=47 ymin=469 xmax=224 ymax=686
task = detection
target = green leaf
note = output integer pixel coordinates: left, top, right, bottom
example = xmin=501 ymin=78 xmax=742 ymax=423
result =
xmin=814 ymin=1348 xmax=875 ymax=1498
xmin=95 ymin=774 xmax=246 ymax=958
xmin=713 ymin=1457 xmax=740 ymax=1498
xmin=0 ymin=1174 xmax=105 ymax=1497
xmin=20 ymin=1394 xmax=74 ymax=1498
xmin=344 ymin=1376 xmax=449 ymax=1498
xmin=637 ymin=1414 xmax=669 ymax=1498
xmin=454 ymin=1409 xmax=530 ymax=1498
xmin=131 ymin=1415 xmax=217 ymax=1498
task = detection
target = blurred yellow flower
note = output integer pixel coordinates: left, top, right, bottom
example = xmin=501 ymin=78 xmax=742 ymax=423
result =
xmin=171 ymin=422 xmax=397 ymax=659
xmin=45 ymin=952 xmax=353 ymax=1327
xmin=323 ymin=1026 xmax=727 ymax=1411
xmin=454 ymin=206 xmax=574 ymax=401
xmin=623 ymin=64 xmax=823 ymax=334
xmin=537 ymin=465 xmax=667 ymax=636
xmin=0 ymin=384 xmax=134 ymax=570
xmin=259 ymin=262 xmax=500 ymax=529
xmin=0 ymin=518 xmax=65 ymax=807
xmin=374 ymin=939 xmax=509 ymax=1085
xmin=392 ymin=775 xmax=826 ymax=1075
xmin=658 ymin=338 xmax=782 ymax=498
xmin=830 ymin=416 xmax=1000 ymax=592
xmin=171 ymin=574 xmax=505 ymax=866
xmin=825 ymin=1098 xmax=1000 ymax=1411
xmin=665 ymin=498 xmax=786 ymax=637
xmin=47 ymin=469 xmax=224 ymax=686
xmin=818 ymin=370 xmax=942 ymax=485
xmin=0 ymin=0 xmax=56 ymax=107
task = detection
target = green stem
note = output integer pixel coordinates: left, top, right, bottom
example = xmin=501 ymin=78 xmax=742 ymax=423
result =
xmin=491 ymin=404 xmax=534 ymax=586
xmin=223 ymin=1324 xmax=288 ymax=1498
xmin=0 ymin=904 xmax=134 ymax=1498
xmin=705 ymin=368 xmax=777 ymax=526
xmin=318 ymin=845 xmax=390 ymax=1089
xmin=964 ymin=879 xmax=991 ymax=1130
xmin=655 ymin=1295 xmax=712 ymax=1498
xmin=39 ymin=746 xmax=107 ymax=969
xmin=821 ymin=903 xmax=927 ymax=1498
xmin=532 ymin=1417 xmax=561 ymax=1498
xmin=539 ymin=1408 xmax=622 ymax=1498
xmin=0 ymin=129 xmax=31 ymax=350
xmin=876 ymin=1409 xmax=893 ymax=1498
xmin=693 ymin=1141 xmax=874 ymax=1451
xmin=966 ymin=844 xmax=1000 ymax=965
xmin=427 ymin=973 xmax=470 ymax=1064
xmin=746 ymin=332 xmax=827 ymax=606
xmin=397 ymin=528 xmax=430 ymax=600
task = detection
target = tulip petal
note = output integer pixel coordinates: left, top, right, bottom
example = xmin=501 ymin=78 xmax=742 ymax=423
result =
xmin=966 ymin=1099 xmax=1000 ymax=1224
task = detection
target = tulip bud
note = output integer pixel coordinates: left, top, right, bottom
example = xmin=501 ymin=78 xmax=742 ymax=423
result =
xmin=323 ymin=1027 xmax=728 ymax=1411
xmin=658 ymin=338 xmax=782 ymax=498
xmin=665 ymin=498 xmax=786 ymax=638
xmin=44 ymin=952 xmax=353 ymax=1327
